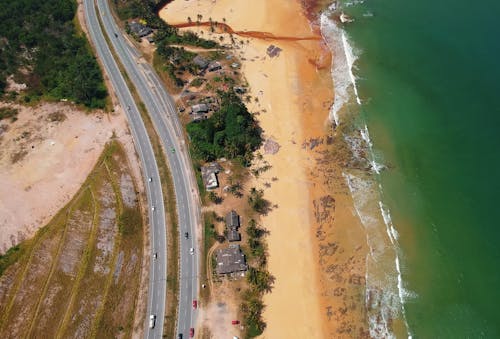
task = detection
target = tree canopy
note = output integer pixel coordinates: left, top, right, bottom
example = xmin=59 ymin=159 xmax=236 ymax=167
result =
xmin=0 ymin=0 xmax=107 ymax=107
xmin=186 ymin=91 xmax=262 ymax=165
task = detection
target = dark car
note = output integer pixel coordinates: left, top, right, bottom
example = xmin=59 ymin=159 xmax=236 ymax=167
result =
xmin=184 ymin=232 xmax=189 ymax=239
xmin=177 ymin=334 xmax=182 ymax=339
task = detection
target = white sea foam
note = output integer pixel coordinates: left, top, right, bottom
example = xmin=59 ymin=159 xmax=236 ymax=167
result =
xmin=323 ymin=2 xmax=413 ymax=337
xmin=320 ymin=4 xmax=361 ymax=125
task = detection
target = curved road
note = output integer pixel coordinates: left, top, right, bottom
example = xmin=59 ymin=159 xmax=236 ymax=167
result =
xmin=83 ymin=0 xmax=168 ymax=337
xmin=94 ymin=1 xmax=203 ymax=338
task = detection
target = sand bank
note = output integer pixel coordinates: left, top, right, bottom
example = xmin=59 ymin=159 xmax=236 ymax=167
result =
xmin=161 ymin=0 xmax=369 ymax=337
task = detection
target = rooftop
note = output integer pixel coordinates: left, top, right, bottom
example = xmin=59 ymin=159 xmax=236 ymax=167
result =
xmin=215 ymin=245 xmax=247 ymax=274
xmin=226 ymin=210 xmax=240 ymax=229
xmin=193 ymin=55 xmax=209 ymax=69
xmin=129 ymin=21 xmax=153 ymax=38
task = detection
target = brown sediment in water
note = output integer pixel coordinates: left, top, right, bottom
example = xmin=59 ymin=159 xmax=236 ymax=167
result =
xmin=172 ymin=21 xmax=321 ymax=41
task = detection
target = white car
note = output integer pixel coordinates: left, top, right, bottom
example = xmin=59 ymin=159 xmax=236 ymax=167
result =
xmin=151 ymin=206 xmax=155 ymax=211
xmin=153 ymin=252 xmax=158 ymax=259
xmin=149 ymin=314 xmax=156 ymax=328
xmin=189 ymin=248 xmax=194 ymax=255
xmin=148 ymin=177 xmax=152 ymax=182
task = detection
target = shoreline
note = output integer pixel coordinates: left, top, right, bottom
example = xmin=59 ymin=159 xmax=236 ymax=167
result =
xmin=160 ymin=0 xmax=369 ymax=337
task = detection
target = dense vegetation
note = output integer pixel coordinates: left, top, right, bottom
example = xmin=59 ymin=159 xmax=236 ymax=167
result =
xmin=114 ymin=0 xmax=217 ymax=49
xmin=0 ymin=0 xmax=107 ymax=107
xmin=186 ymin=91 xmax=262 ymax=165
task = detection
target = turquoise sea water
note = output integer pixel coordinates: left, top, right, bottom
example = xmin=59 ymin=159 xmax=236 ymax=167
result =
xmin=324 ymin=0 xmax=500 ymax=337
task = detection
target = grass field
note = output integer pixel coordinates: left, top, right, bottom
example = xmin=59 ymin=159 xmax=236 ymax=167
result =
xmin=0 ymin=141 xmax=144 ymax=338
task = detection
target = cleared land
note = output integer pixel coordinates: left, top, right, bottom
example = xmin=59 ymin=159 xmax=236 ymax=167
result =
xmin=0 ymin=141 xmax=144 ymax=338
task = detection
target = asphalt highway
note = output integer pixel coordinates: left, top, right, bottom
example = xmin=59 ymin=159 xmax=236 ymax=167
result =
xmin=83 ymin=1 xmax=168 ymax=337
xmin=95 ymin=1 xmax=203 ymax=338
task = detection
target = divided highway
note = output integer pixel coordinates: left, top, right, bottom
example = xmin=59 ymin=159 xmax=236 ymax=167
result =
xmin=93 ymin=1 xmax=203 ymax=338
xmin=83 ymin=0 xmax=168 ymax=337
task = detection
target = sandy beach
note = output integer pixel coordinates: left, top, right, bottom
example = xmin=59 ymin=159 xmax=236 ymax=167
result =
xmin=161 ymin=0 xmax=369 ymax=337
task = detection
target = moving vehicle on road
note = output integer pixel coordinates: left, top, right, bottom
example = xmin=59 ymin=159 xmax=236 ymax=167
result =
xmin=184 ymin=232 xmax=189 ymax=239
xmin=192 ymin=299 xmax=197 ymax=309
xmin=149 ymin=314 xmax=156 ymax=328
xmin=153 ymin=252 xmax=158 ymax=259
xmin=171 ymin=147 xmax=175 ymax=153
xmin=189 ymin=328 xmax=194 ymax=337
xmin=148 ymin=177 xmax=152 ymax=182
xmin=151 ymin=206 xmax=155 ymax=211
xmin=189 ymin=248 xmax=194 ymax=255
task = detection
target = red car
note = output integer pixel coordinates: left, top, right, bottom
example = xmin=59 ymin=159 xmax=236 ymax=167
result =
xmin=192 ymin=299 xmax=197 ymax=309
xmin=189 ymin=328 xmax=194 ymax=337
xmin=231 ymin=320 xmax=240 ymax=325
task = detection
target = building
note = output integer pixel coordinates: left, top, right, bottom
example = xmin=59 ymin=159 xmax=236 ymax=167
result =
xmin=201 ymin=162 xmax=222 ymax=190
xmin=215 ymin=245 xmax=247 ymax=275
xmin=193 ymin=55 xmax=209 ymax=70
xmin=128 ymin=21 xmax=153 ymax=38
xmin=226 ymin=210 xmax=240 ymax=229
xmin=207 ymin=61 xmax=222 ymax=72
xmin=191 ymin=103 xmax=209 ymax=114
xmin=225 ymin=210 xmax=241 ymax=242
xmin=191 ymin=113 xmax=207 ymax=122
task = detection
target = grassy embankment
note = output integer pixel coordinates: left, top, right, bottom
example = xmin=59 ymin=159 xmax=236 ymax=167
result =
xmin=0 ymin=141 xmax=144 ymax=338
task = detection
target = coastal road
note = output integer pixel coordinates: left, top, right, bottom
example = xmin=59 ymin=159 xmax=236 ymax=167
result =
xmin=95 ymin=1 xmax=203 ymax=338
xmin=83 ymin=0 xmax=168 ymax=337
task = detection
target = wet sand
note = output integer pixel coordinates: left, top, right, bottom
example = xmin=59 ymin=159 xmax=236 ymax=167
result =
xmin=161 ymin=0 xmax=369 ymax=337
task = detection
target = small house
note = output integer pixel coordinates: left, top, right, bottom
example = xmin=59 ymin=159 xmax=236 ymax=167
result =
xmin=201 ymin=162 xmax=222 ymax=190
xmin=207 ymin=61 xmax=222 ymax=72
xmin=193 ymin=55 xmax=209 ymax=70
xmin=225 ymin=210 xmax=241 ymax=242
xmin=215 ymin=245 xmax=247 ymax=275
xmin=128 ymin=21 xmax=153 ymax=38
xmin=190 ymin=103 xmax=209 ymax=114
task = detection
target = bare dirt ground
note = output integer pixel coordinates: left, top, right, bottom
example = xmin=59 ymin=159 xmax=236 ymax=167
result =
xmin=0 ymin=101 xmax=128 ymax=254
xmin=0 ymin=142 xmax=145 ymax=338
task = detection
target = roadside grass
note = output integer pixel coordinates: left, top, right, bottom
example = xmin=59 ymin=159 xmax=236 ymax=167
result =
xmin=95 ymin=143 xmax=143 ymax=337
xmin=199 ymin=211 xmax=217 ymax=304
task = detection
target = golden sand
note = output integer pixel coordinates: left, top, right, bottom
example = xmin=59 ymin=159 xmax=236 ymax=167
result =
xmin=161 ymin=1 xmax=369 ymax=337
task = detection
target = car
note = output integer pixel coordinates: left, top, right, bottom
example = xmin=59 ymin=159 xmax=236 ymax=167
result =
xmin=231 ymin=320 xmax=240 ymax=325
xmin=114 ymin=33 xmax=118 ymax=38
xmin=153 ymin=252 xmax=158 ymax=259
xmin=151 ymin=206 xmax=155 ymax=211
xmin=184 ymin=232 xmax=189 ymax=239
xmin=148 ymin=177 xmax=152 ymax=182
xmin=192 ymin=299 xmax=197 ymax=309
xmin=171 ymin=147 xmax=175 ymax=153
xmin=189 ymin=248 xmax=194 ymax=255
xmin=149 ymin=314 xmax=156 ymax=328
xmin=177 ymin=334 xmax=182 ymax=339
xmin=189 ymin=328 xmax=194 ymax=337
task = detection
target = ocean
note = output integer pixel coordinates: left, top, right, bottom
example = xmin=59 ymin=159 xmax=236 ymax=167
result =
xmin=320 ymin=0 xmax=500 ymax=337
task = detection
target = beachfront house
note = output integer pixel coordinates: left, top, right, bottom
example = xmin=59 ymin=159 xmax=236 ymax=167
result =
xmin=201 ymin=162 xmax=222 ymax=190
xmin=208 ymin=61 xmax=222 ymax=72
xmin=128 ymin=21 xmax=153 ymax=38
xmin=215 ymin=245 xmax=247 ymax=275
xmin=193 ymin=55 xmax=209 ymax=70
xmin=225 ymin=210 xmax=241 ymax=242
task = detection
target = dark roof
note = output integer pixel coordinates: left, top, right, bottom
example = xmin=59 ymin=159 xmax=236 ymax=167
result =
xmin=216 ymin=245 xmax=247 ymax=274
xmin=225 ymin=210 xmax=240 ymax=229
xmin=191 ymin=113 xmax=207 ymax=122
xmin=129 ymin=21 xmax=153 ymax=38
xmin=227 ymin=229 xmax=241 ymax=242
xmin=266 ymin=44 xmax=282 ymax=58
xmin=193 ymin=55 xmax=209 ymax=69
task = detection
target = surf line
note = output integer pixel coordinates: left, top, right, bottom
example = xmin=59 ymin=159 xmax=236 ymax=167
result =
xmin=172 ymin=21 xmax=321 ymax=41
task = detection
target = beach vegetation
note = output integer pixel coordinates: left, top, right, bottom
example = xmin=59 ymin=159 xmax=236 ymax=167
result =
xmin=248 ymin=187 xmax=271 ymax=215
xmin=0 ymin=107 xmax=19 ymax=122
xmin=186 ymin=91 xmax=262 ymax=166
xmin=0 ymin=0 xmax=107 ymax=108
